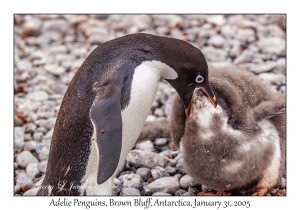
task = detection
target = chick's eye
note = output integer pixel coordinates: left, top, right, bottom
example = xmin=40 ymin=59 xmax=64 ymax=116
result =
xmin=195 ymin=75 xmax=204 ymax=83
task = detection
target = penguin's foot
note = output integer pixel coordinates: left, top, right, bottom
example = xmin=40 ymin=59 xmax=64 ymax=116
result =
xmin=275 ymin=189 xmax=286 ymax=196
xmin=251 ymin=187 xmax=269 ymax=196
xmin=198 ymin=190 xmax=231 ymax=196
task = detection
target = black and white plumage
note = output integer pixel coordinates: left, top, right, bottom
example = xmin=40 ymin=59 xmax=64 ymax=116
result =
xmin=139 ymin=66 xmax=286 ymax=196
xmin=37 ymin=33 xmax=216 ymax=196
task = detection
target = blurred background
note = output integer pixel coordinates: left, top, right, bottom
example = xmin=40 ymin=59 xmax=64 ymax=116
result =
xmin=14 ymin=14 xmax=286 ymax=196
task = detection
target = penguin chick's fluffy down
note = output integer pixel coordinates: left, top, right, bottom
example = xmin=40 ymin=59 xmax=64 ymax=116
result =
xmin=138 ymin=66 xmax=286 ymax=195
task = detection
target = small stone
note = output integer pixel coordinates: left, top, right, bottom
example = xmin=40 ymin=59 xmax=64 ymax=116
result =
xmin=142 ymin=186 xmax=153 ymax=196
xmin=27 ymin=91 xmax=49 ymax=101
xmin=43 ymin=128 xmax=54 ymax=140
xmin=146 ymin=115 xmax=157 ymax=122
xmin=135 ymin=140 xmax=154 ymax=152
xmin=40 ymin=117 xmax=56 ymax=130
xmin=165 ymin=166 xmax=178 ymax=175
xmin=208 ymin=35 xmax=225 ymax=48
xmin=15 ymin=127 xmax=25 ymax=149
xmin=258 ymin=73 xmax=285 ymax=85
xmin=188 ymin=186 xmax=200 ymax=195
xmin=176 ymin=158 xmax=186 ymax=174
xmin=38 ymin=154 xmax=49 ymax=162
xmin=114 ymin=177 xmax=122 ymax=186
xmin=182 ymin=192 xmax=193 ymax=196
xmin=120 ymin=187 xmax=141 ymax=196
xmin=151 ymin=166 xmax=169 ymax=180
xmin=201 ymin=184 xmax=211 ymax=191
xmin=44 ymin=64 xmax=65 ymax=76
xmin=175 ymin=189 xmax=187 ymax=196
xmin=33 ymin=132 xmax=43 ymax=142
xmin=123 ymin=174 xmax=142 ymax=190
xmin=24 ymin=141 xmax=36 ymax=152
xmin=37 ymin=161 xmax=47 ymax=173
xmin=26 ymin=162 xmax=40 ymax=180
xmin=155 ymin=138 xmax=168 ymax=146
xmin=14 ymin=162 xmax=18 ymax=170
xmin=23 ymin=188 xmax=39 ymax=196
xmin=248 ymin=61 xmax=277 ymax=74
xmin=152 ymin=192 xmax=172 ymax=196
xmin=126 ymin=150 xmax=175 ymax=168
xmin=202 ymin=46 xmax=227 ymax=62
xmin=16 ymin=151 xmax=39 ymax=168
xmin=206 ymin=15 xmax=226 ymax=25
xmin=35 ymin=143 xmax=50 ymax=155
xmin=147 ymin=177 xmax=180 ymax=195
xmin=281 ymin=177 xmax=286 ymax=189
xmin=236 ymin=28 xmax=256 ymax=43
xmin=136 ymin=167 xmax=151 ymax=181
xmin=180 ymin=175 xmax=198 ymax=189
xmin=257 ymin=37 xmax=285 ymax=56
xmin=14 ymin=184 xmax=21 ymax=194
xmin=23 ymin=17 xmax=42 ymax=36
xmin=233 ymin=50 xmax=253 ymax=65
xmin=16 ymin=172 xmax=33 ymax=189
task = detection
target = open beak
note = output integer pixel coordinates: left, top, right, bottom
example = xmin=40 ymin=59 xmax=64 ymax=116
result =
xmin=184 ymin=87 xmax=217 ymax=118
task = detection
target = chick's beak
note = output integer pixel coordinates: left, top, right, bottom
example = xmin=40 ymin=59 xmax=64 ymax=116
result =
xmin=184 ymin=87 xmax=217 ymax=118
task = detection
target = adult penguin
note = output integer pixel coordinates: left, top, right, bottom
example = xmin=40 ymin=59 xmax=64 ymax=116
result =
xmin=37 ymin=33 xmax=217 ymax=195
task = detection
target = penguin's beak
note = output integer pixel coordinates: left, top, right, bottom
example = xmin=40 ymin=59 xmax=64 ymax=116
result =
xmin=185 ymin=87 xmax=217 ymax=118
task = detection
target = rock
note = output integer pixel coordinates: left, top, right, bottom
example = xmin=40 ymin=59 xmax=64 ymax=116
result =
xmin=206 ymin=15 xmax=226 ymax=25
xmin=15 ymin=127 xmax=25 ymax=149
xmin=202 ymin=46 xmax=227 ymax=62
xmin=14 ymin=184 xmax=21 ymax=194
xmin=152 ymin=192 xmax=172 ymax=196
xmin=188 ymin=186 xmax=200 ymax=195
xmin=14 ymin=162 xmax=18 ymax=170
xmin=180 ymin=175 xmax=198 ymax=189
xmin=281 ymin=177 xmax=286 ymax=189
xmin=147 ymin=176 xmax=180 ymax=195
xmin=39 ymin=117 xmax=56 ymax=130
xmin=151 ymin=166 xmax=169 ymax=180
xmin=165 ymin=166 xmax=178 ymax=175
xmin=16 ymin=151 xmax=39 ymax=168
xmin=175 ymin=189 xmax=187 ymax=196
xmin=35 ymin=143 xmax=50 ymax=155
xmin=136 ymin=167 xmax=151 ymax=181
xmin=122 ymin=174 xmax=142 ymax=190
xmin=16 ymin=172 xmax=33 ymax=188
xmin=248 ymin=61 xmax=277 ymax=74
xmin=43 ymin=128 xmax=54 ymax=140
xmin=37 ymin=161 xmax=48 ymax=173
xmin=236 ymin=28 xmax=256 ymax=43
xmin=155 ymin=138 xmax=168 ymax=146
xmin=258 ymin=73 xmax=285 ymax=85
xmin=135 ymin=140 xmax=154 ymax=152
xmin=27 ymin=91 xmax=49 ymax=101
xmin=201 ymin=184 xmax=211 ymax=191
xmin=44 ymin=64 xmax=65 ymax=76
xmin=146 ymin=115 xmax=157 ymax=122
xmin=26 ymin=162 xmax=40 ymax=179
xmin=114 ymin=177 xmax=122 ymax=186
xmin=43 ymin=19 xmax=69 ymax=34
xmin=208 ymin=35 xmax=225 ymax=48
xmin=33 ymin=132 xmax=43 ymax=142
xmin=176 ymin=158 xmax=186 ymax=174
xmin=126 ymin=150 xmax=175 ymax=168
xmin=24 ymin=141 xmax=36 ymax=152
xmin=233 ymin=50 xmax=253 ymax=64
xmin=257 ymin=37 xmax=285 ymax=56
xmin=23 ymin=17 xmax=42 ymax=36
xmin=181 ymin=192 xmax=193 ymax=196
xmin=120 ymin=187 xmax=141 ymax=196
xmin=23 ymin=188 xmax=39 ymax=196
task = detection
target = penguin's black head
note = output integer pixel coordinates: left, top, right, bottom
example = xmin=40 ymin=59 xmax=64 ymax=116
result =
xmin=165 ymin=46 xmax=217 ymax=118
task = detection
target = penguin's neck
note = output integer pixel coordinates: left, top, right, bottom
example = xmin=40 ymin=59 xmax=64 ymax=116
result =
xmin=81 ymin=60 xmax=177 ymax=195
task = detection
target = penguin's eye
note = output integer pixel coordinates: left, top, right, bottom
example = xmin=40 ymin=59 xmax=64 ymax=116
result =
xmin=195 ymin=75 xmax=204 ymax=83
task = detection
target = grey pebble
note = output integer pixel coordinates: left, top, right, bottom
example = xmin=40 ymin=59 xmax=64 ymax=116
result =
xmin=120 ymin=187 xmax=141 ymax=196
xmin=258 ymin=73 xmax=286 ymax=85
xmin=281 ymin=177 xmax=286 ymax=189
xmin=35 ymin=143 xmax=50 ymax=155
xmin=208 ymin=35 xmax=225 ymax=48
xmin=155 ymin=138 xmax=168 ymax=146
xmin=136 ymin=167 xmax=151 ymax=181
xmin=14 ymin=184 xmax=21 ymax=194
xmin=182 ymin=192 xmax=193 ymax=196
xmin=14 ymin=162 xmax=18 ymax=170
xmin=201 ymin=46 xmax=227 ymax=62
xmin=23 ymin=188 xmax=39 ymax=196
xmin=122 ymin=173 xmax=142 ymax=190
xmin=16 ymin=151 xmax=39 ymax=168
xmin=180 ymin=175 xmax=198 ymax=189
xmin=27 ymin=91 xmax=49 ymax=101
xmin=257 ymin=37 xmax=285 ymax=56
xmin=165 ymin=166 xmax=178 ymax=175
xmin=24 ymin=141 xmax=36 ymax=152
xmin=135 ymin=140 xmax=154 ymax=152
xmin=26 ymin=162 xmax=40 ymax=180
xmin=33 ymin=132 xmax=44 ymax=142
xmin=151 ymin=166 xmax=169 ymax=180
xmin=188 ymin=187 xmax=200 ymax=195
xmin=147 ymin=177 xmax=180 ymax=195
xmin=16 ymin=172 xmax=33 ymax=188
xmin=152 ymin=192 xmax=172 ymax=196
xmin=175 ymin=189 xmax=187 ymax=196
xmin=15 ymin=127 xmax=25 ymax=149
xmin=176 ymin=158 xmax=186 ymax=174
xmin=37 ymin=161 xmax=48 ymax=173
xmin=126 ymin=150 xmax=175 ymax=168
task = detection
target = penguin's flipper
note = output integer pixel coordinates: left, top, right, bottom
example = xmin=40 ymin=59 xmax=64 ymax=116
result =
xmin=90 ymin=90 xmax=122 ymax=185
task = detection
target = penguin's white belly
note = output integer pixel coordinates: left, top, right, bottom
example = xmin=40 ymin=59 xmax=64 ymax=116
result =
xmin=81 ymin=60 xmax=177 ymax=195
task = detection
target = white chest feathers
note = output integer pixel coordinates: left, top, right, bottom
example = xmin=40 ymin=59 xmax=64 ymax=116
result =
xmin=81 ymin=60 xmax=177 ymax=195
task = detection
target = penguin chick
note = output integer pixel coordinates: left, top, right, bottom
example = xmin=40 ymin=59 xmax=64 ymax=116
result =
xmin=139 ymin=66 xmax=286 ymax=195
xmin=175 ymin=67 xmax=286 ymax=195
